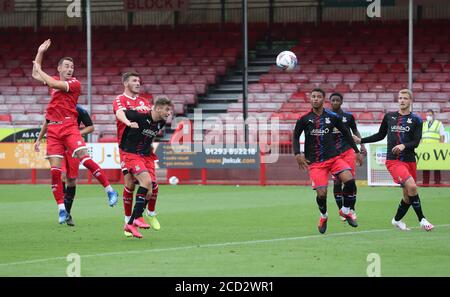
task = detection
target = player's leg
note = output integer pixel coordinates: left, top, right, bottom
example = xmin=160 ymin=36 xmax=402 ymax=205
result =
xmin=73 ymin=148 xmax=118 ymax=207
xmin=46 ymin=125 xmax=69 ymax=224
xmin=334 ymin=155 xmax=358 ymax=227
xmin=124 ymin=171 xmax=153 ymax=238
xmin=122 ymin=171 xmax=136 ymax=224
xmin=145 ymin=157 xmax=160 ymax=230
xmin=391 ymin=187 xmax=412 ymax=231
xmin=404 ymin=177 xmax=434 ymax=231
xmin=309 ymin=164 xmax=329 ymax=234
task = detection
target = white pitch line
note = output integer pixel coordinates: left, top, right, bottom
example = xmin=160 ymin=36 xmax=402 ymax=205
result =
xmin=1 ymin=224 xmax=449 ymax=267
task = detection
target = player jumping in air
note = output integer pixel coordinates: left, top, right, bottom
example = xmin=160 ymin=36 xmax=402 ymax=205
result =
xmin=329 ymin=93 xmax=366 ymax=221
xmin=32 ymin=39 xmax=118 ymax=224
xmin=120 ymin=97 xmax=173 ymax=238
xmin=293 ymin=89 xmax=362 ymax=234
xmin=34 ymin=105 xmax=94 ymax=226
xmin=353 ymin=89 xmax=434 ymax=231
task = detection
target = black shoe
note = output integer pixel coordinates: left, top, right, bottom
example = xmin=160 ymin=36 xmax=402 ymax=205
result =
xmin=66 ymin=214 xmax=75 ymax=227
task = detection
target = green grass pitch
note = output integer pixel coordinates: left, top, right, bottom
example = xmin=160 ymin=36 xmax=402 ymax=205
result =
xmin=0 ymin=184 xmax=449 ymax=276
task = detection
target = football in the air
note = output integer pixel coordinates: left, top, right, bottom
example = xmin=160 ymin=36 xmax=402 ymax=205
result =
xmin=276 ymin=50 xmax=297 ymax=71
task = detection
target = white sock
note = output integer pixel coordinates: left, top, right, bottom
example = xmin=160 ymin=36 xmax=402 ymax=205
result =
xmin=342 ymin=207 xmax=350 ymax=215
xmin=148 ymin=210 xmax=156 ymax=216
xmin=104 ymin=185 xmax=114 ymax=193
xmin=320 ymin=212 xmax=328 ymax=219
xmin=58 ymin=203 xmax=66 ymax=211
xmin=125 ymin=216 xmax=131 ymax=224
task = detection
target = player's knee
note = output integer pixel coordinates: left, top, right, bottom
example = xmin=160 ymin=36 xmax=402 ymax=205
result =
xmin=316 ymin=188 xmax=327 ymax=199
xmin=66 ymin=178 xmax=77 ymax=187
xmin=338 ymin=170 xmax=353 ymax=183
xmin=405 ymin=181 xmax=417 ymax=195
xmin=343 ymin=179 xmax=357 ymax=195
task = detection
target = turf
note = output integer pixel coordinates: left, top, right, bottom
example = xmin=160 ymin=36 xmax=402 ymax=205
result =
xmin=0 ymin=184 xmax=449 ymax=276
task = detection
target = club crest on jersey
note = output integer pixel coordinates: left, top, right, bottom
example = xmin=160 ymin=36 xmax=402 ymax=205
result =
xmin=342 ymin=116 xmax=347 ymax=123
xmin=407 ymin=118 xmax=412 ymax=124
xmin=135 ymin=165 xmax=141 ymax=171
xmin=325 ymin=117 xmax=331 ymax=124
xmin=77 ymin=141 xmax=82 ymax=145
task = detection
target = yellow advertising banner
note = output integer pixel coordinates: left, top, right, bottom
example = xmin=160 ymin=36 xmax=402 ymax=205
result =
xmin=416 ymin=143 xmax=450 ymax=170
xmin=0 ymin=143 xmax=49 ymax=169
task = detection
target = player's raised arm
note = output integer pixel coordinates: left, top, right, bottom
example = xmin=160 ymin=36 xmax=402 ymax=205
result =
xmin=123 ymin=110 xmax=143 ymax=129
xmin=360 ymin=114 xmax=389 ymax=144
xmin=32 ymin=39 xmax=51 ymax=83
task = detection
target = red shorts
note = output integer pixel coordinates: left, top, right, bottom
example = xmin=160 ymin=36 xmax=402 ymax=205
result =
xmin=332 ymin=148 xmax=356 ymax=180
xmin=385 ymin=160 xmax=417 ymax=185
xmin=61 ymin=150 xmax=80 ymax=179
xmin=119 ymin=149 xmax=158 ymax=176
xmin=309 ymin=155 xmax=351 ymax=189
xmin=121 ymin=151 xmax=156 ymax=181
xmin=46 ymin=120 xmax=87 ymax=158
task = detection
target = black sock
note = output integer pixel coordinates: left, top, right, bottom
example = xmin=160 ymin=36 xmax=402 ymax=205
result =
xmin=333 ymin=183 xmax=343 ymax=209
xmin=409 ymin=194 xmax=425 ymax=221
xmin=394 ymin=199 xmax=411 ymax=221
xmin=62 ymin=182 xmax=66 ymax=194
xmin=64 ymin=186 xmax=76 ymax=213
xmin=316 ymin=196 xmax=327 ymax=215
xmin=128 ymin=186 xmax=148 ymax=224
xmin=342 ymin=179 xmax=357 ymax=209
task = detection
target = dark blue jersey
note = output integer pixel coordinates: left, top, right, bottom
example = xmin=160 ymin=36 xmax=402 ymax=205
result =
xmin=75 ymin=105 xmax=93 ymax=128
xmin=332 ymin=110 xmax=357 ymax=154
xmin=293 ymin=109 xmax=359 ymax=164
xmin=361 ymin=112 xmax=422 ymax=162
xmin=120 ymin=110 xmax=166 ymax=156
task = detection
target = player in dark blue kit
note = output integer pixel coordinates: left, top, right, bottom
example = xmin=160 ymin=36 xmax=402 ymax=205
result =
xmin=329 ymin=93 xmax=366 ymax=221
xmin=34 ymin=104 xmax=94 ymax=226
xmin=353 ymin=89 xmax=434 ymax=231
xmin=293 ymin=88 xmax=362 ymax=234
xmin=120 ymin=97 xmax=173 ymax=238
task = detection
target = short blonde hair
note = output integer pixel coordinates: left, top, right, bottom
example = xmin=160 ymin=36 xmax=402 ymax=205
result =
xmin=399 ymin=89 xmax=413 ymax=100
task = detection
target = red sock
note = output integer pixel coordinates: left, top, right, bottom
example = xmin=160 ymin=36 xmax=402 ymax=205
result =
xmin=148 ymin=182 xmax=158 ymax=212
xmin=80 ymin=156 xmax=110 ymax=187
xmin=123 ymin=186 xmax=134 ymax=217
xmin=51 ymin=167 xmax=64 ymax=205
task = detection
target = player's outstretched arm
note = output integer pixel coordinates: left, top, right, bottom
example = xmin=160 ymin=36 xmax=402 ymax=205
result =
xmin=361 ymin=114 xmax=388 ymax=144
xmin=116 ymin=109 xmax=138 ymax=128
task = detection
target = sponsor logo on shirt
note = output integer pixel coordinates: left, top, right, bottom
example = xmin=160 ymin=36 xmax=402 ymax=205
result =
xmin=310 ymin=128 xmax=330 ymax=136
xmin=390 ymin=125 xmax=410 ymax=132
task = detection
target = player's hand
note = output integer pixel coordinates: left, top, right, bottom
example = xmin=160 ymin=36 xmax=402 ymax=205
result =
xmin=353 ymin=135 xmax=361 ymax=144
xmin=392 ymin=144 xmax=405 ymax=155
xmin=134 ymin=105 xmax=151 ymax=112
xmin=356 ymin=152 xmax=363 ymax=167
xmin=128 ymin=122 xmax=139 ymax=129
xmin=37 ymin=39 xmax=51 ymax=53
xmin=34 ymin=140 xmax=41 ymax=152
xmin=360 ymin=144 xmax=367 ymax=156
xmin=295 ymin=153 xmax=309 ymax=172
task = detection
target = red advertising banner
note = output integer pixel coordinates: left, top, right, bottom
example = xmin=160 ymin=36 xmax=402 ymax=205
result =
xmin=124 ymin=0 xmax=189 ymax=11
xmin=0 ymin=0 xmax=14 ymax=13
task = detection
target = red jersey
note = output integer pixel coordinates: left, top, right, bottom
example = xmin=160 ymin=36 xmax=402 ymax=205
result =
xmin=113 ymin=93 xmax=151 ymax=143
xmin=45 ymin=76 xmax=81 ymax=122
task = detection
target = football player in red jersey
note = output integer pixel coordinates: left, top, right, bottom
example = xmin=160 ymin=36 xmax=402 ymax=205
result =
xmin=32 ymin=39 xmax=118 ymax=224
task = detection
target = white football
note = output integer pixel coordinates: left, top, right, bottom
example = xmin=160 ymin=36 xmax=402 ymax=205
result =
xmin=276 ymin=51 xmax=297 ymax=71
xmin=169 ymin=176 xmax=179 ymax=185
